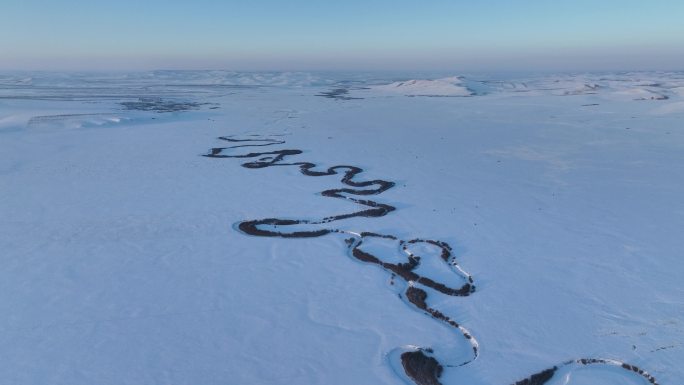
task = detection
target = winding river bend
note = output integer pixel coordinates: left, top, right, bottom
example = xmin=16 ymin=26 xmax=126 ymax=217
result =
xmin=204 ymin=135 xmax=659 ymax=385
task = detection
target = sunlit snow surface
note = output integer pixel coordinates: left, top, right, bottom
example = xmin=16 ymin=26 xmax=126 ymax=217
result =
xmin=1 ymin=71 xmax=683 ymax=385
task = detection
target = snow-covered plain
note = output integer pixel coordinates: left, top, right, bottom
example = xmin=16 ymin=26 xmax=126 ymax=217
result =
xmin=1 ymin=71 xmax=683 ymax=385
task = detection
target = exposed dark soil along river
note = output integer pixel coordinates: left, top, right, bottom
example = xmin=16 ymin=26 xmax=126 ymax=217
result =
xmin=204 ymin=135 xmax=659 ymax=385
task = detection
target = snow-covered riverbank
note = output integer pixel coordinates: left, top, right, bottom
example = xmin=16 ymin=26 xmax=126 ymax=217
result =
xmin=1 ymin=71 xmax=682 ymax=385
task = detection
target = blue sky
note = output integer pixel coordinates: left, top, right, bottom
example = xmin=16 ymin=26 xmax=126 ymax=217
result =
xmin=1 ymin=0 xmax=683 ymax=71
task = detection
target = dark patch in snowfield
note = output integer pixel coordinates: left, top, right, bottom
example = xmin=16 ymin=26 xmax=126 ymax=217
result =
xmin=120 ymin=97 xmax=214 ymax=112
xmin=513 ymin=367 xmax=557 ymax=385
xmin=316 ymin=87 xmax=365 ymax=100
xmin=401 ymin=350 xmax=444 ymax=385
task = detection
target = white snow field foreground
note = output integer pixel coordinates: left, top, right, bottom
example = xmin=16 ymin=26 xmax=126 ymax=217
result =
xmin=1 ymin=71 xmax=683 ymax=385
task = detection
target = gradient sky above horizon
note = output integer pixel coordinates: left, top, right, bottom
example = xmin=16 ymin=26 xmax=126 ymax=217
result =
xmin=1 ymin=0 xmax=683 ymax=71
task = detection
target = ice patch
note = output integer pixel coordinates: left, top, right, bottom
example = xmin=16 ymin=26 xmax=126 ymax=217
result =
xmin=650 ymin=101 xmax=684 ymax=115
xmin=0 ymin=114 xmax=29 ymax=132
xmin=26 ymin=113 xmax=129 ymax=130
xmin=609 ymin=88 xmax=669 ymax=101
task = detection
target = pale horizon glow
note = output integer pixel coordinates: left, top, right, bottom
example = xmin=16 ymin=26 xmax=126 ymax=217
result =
xmin=2 ymin=0 xmax=683 ymax=72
